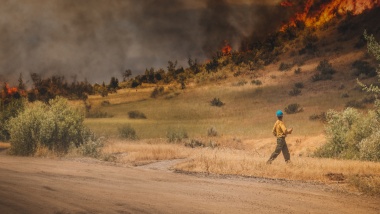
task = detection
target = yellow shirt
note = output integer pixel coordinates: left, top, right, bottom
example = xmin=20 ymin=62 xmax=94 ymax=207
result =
xmin=272 ymin=119 xmax=287 ymax=138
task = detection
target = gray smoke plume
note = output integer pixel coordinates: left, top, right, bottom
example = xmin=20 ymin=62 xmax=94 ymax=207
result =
xmin=0 ymin=0 xmax=289 ymax=84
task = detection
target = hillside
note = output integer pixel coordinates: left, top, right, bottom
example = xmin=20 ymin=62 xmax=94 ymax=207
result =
xmin=85 ymin=8 xmax=380 ymax=150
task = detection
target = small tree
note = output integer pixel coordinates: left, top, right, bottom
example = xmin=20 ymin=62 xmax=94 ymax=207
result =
xmin=121 ymin=69 xmax=132 ymax=82
xmin=358 ymin=31 xmax=380 ymax=93
xmin=108 ymin=77 xmax=119 ymax=92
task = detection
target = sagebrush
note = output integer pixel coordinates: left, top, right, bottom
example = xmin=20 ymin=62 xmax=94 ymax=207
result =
xmin=314 ymin=107 xmax=380 ymax=161
xmin=7 ymin=97 xmax=89 ymax=156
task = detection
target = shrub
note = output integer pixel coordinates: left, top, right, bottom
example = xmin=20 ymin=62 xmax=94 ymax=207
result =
xmin=0 ymin=99 xmax=25 ymax=141
xmin=207 ymin=126 xmax=218 ymax=137
xmin=311 ymin=59 xmax=336 ymax=82
xmin=210 ymin=98 xmax=224 ymax=107
xmin=79 ymin=137 xmax=105 ymax=158
xmin=352 ymin=60 xmax=377 ymax=78
xmin=251 ymin=79 xmax=262 ymax=86
xmin=128 ymin=110 xmax=147 ymax=119
xmin=348 ymin=175 xmax=380 ymax=196
xmin=101 ymin=100 xmax=111 ymax=106
xmin=345 ymin=100 xmax=365 ymax=109
xmin=289 ymin=88 xmax=301 ymax=96
xmin=362 ymin=95 xmax=376 ymax=104
xmin=279 ymin=62 xmax=293 ymax=71
xmin=167 ymin=127 xmax=188 ymax=143
xmin=185 ymin=139 xmax=205 ymax=148
xmin=233 ymin=80 xmax=248 ymax=86
xmin=313 ymin=108 xmax=378 ymax=160
xmin=118 ymin=124 xmax=138 ymax=140
xmin=151 ymin=86 xmax=165 ymax=98
xmin=285 ymin=103 xmax=303 ymax=114
xmin=359 ymin=130 xmax=380 ymax=161
xmin=309 ymin=112 xmax=327 ymax=122
xmin=7 ymin=97 xmax=88 ymax=156
xmin=294 ymin=82 xmax=304 ymax=88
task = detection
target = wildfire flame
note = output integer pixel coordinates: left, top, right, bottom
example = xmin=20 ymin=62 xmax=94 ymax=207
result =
xmin=4 ymin=83 xmax=18 ymax=95
xmin=280 ymin=0 xmax=380 ymax=31
xmin=221 ymin=40 xmax=232 ymax=55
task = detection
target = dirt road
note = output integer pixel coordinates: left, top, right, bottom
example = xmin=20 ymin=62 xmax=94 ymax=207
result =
xmin=0 ymin=154 xmax=379 ymax=214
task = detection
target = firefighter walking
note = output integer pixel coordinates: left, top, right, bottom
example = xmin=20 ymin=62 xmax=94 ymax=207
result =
xmin=267 ymin=110 xmax=293 ymax=164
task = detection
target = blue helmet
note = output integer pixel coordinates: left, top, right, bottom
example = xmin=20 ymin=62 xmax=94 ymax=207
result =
xmin=276 ymin=110 xmax=283 ymax=117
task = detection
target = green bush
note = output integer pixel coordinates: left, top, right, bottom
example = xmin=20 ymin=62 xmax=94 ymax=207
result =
xmin=128 ymin=110 xmax=147 ymax=119
xmin=314 ymin=108 xmax=379 ymax=160
xmin=359 ymin=130 xmax=380 ymax=161
xmin=167 ymin=127 xmax=188 ymax=143
xmin=118 ymin=124 xmax=138 ymax=140
xmin=0 ymin=99 xmax=25 ymax=141
xmin=79 ymin=137 xmax=105 ymax=158
xmin=285 ymin=103 xmax=303 ymax=114
xmin=7 ymin=97 xmax=88 ymax=156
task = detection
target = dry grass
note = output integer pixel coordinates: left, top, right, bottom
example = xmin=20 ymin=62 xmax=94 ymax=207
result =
xmin=93 ymin=136 xmax=380 ymax=195
xmin=175 ymin=148 xmax=380 ymax=181
xmin=101 ymin=139 xmax=193 ymax=165
xmin=174 ymin=147 xmax=380 ymax=195
xmin=0 ymin=142 xmax=10 ymax=150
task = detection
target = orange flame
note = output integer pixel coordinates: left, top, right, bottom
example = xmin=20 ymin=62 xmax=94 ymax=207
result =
xmin=221 ymin=41 xmax=232 ymax=55
xmin=281 ymin=0 xmax=380 ymax=31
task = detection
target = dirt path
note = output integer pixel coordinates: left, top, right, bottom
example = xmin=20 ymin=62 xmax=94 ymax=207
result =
xmin=0 ymin=155 xmax=379 ymax=214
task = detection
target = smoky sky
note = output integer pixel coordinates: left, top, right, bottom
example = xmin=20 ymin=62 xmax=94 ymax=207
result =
xmin=0 ymin=0 xmax=288 ymax=84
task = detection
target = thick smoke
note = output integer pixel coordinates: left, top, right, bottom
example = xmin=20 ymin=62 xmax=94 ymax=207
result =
xmin=0 ymin=0 xmax=289 ymax=84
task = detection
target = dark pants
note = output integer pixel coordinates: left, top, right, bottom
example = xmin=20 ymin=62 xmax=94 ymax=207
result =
xmin=268 ymin=137 xmax=290 ymax=163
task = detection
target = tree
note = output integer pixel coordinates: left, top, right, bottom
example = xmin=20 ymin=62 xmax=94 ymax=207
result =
xmin=122 ymin=69 xmax=132 ymax=82
xmin=18 ymin=73 xmax=26 ymax=91
xmin=188 ymin=57 xmax=201 ymax=74
xmin=108 ymin=77 xmax=119 ymax=92
xmin=358 ymin=31 xmax=380 ymax=94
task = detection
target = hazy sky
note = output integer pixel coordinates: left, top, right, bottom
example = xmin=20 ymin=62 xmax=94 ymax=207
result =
xmin=0 ymin=0 xmax=286 ymax=84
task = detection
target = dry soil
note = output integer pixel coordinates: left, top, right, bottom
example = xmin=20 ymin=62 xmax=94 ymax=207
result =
xmin=0 ymin=153 xmax=379 ymax=214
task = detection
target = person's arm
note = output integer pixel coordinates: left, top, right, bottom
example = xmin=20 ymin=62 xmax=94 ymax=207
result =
xmin=286 ymin=127 xmax=293 ymax=134
xmin=280 ymin=123 xmax=292 ymax=135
